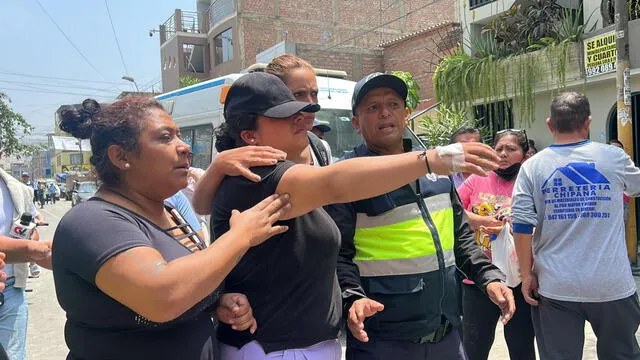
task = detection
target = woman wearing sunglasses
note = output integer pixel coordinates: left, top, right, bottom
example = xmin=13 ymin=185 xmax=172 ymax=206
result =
xmin=457 ymin=129 xmax=535 ymax=360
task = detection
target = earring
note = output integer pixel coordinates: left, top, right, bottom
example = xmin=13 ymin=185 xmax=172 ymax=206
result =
xmin=250 ymin=139 xmax=256 ymax=143
xmin=124 ymin=163 xmax=131 ymax=169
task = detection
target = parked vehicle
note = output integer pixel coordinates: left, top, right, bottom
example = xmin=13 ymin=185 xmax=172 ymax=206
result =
xmin=71 ymin=181 xmax=97 ymax=207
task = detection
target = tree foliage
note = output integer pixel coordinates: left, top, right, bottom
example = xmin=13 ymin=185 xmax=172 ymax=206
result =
xmin=179 ymin=76 xmax=202 ymax=88
xmin=0 ymin=93 xmax=38 ymax=157
xmin=418 ymin=106 xmax=490 ymax=148
xmin=390 ymin=71 xmax=421 ymax=112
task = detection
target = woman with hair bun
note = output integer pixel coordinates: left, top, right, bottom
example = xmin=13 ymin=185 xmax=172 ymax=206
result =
xmin=52 ymin=97 xmax=291 ymax=360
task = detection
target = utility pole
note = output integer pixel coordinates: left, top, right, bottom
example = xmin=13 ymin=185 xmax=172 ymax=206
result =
xmin=615 ymin=0 xmax=637 ymax=264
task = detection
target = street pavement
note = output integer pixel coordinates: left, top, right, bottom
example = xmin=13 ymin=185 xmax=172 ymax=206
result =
xmin=22 ymin=199 xmax=640 ymax=359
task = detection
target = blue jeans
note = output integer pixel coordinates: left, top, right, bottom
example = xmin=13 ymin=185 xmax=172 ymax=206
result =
xmin=0 ymin=287 xmax=28 ymax=360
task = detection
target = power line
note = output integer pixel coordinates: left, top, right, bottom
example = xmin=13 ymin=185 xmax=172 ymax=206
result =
xmin=1 ymin=87 xmax=115 ymax=99
xmin=34 ymin=0 xmax=111 ymax=83
xmin=104 ymin=0 xmax=129 ymax=76
xmin=0 ymin=79 xmax=120 ymax=93
xmin=9 ymin=82 xmax=117 ymax=98
xmin=0 ymin=71 xmax=120 ymax=85
xmin=322 ymin=0 xmax=436 ymax=52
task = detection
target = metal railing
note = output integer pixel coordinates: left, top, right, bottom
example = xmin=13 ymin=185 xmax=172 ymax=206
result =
xmin=162 ymin=13 xmax=177 ymax=40
xmin=162 ymin=10 xmax=206 ymax=41
xmin=208 ymin=0 xmax=236 ymax=30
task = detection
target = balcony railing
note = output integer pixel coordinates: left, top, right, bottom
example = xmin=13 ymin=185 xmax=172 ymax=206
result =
xmin=162 ymin=10 xmax=206 ymax=40
xmin=208 ymin=0 xmax=236 ymax=30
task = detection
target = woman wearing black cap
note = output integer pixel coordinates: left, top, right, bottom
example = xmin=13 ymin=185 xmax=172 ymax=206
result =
xmin=205 ymin=71 xmax=501 ymax=359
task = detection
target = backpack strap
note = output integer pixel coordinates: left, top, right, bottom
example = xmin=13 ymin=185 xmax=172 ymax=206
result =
xmin=307 ymin=132 xmax=330 ymax=167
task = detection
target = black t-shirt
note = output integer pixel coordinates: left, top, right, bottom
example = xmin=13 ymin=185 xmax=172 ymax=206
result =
xmin=52 ymin=198 xmax=219 ymax=360
xmin=212 ymin=161 xmax=342 ymax=353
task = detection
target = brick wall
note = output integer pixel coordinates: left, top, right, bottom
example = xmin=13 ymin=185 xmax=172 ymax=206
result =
xmin=296 ymin=44 xmax=384 ymax=80
xmin=382 ymin=23 xmax=461 ymax=106
xmin=239 ymin=0 xmax=453 ymax=68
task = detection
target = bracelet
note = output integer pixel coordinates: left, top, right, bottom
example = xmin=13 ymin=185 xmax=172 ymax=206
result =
xmin=417 ymin=151 xmax=432 ymax=173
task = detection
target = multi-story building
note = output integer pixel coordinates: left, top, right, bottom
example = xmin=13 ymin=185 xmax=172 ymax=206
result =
xmin=157 ymin=0 xmax=459 ymax=98
xmin=48 ymin=135 xmax=92 ymax=177
xmin=27 ymin=150 xmax=51 ymax=180
xmin=458 ymin=0 xmax=640 ymax=147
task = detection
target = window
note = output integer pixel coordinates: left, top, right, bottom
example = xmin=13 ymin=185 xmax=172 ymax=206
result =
xmin=474 ymin=100 xmax=514 ymax=143
xmin=183 ymin=44 xmax=205 ymax=73
xmin=469 ymin=0 xmax=496 ymax=9
xmin=180 ymin=125 xmax=213 ymax=169
xmin=214 ymin=28 xmax=233 ymax=65
xmin=70 ymin=153 xmax=83 ymax=166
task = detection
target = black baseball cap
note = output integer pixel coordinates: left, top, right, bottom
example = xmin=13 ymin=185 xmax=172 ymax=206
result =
xmin=351 ymin=72 xmax=408 ymax=115
xmin=224 ymin=72 xmax=320 ymax=120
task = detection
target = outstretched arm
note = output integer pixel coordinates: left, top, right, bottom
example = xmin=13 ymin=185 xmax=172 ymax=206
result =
xmin=277 ymin=143 xmax=500 ymax=219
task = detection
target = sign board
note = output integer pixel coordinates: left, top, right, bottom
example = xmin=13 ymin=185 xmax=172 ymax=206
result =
xmin=584 ymin=31 xmax=617 ymax=78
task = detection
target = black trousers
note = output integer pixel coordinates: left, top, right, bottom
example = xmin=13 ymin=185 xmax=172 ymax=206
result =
xmin=0 ymin=343 xmax=7 ymax=360
xmin=533 ymin=293 xmax=640 ymax=360
xmin=462 ymin=283 xmax=535 ymax=360
xmin=346 ymin=327 xmax=468 ymax=360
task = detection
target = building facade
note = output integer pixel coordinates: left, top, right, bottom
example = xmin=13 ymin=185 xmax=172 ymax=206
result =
xmin=158 ymin=0 xmax=457 ymax=92
xmin=48 ymin=135 xmax=92 ymax=177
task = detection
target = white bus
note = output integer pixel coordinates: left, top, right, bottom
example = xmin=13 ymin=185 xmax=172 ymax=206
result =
xmin=155 ymin=67 xmax=362 ymax=169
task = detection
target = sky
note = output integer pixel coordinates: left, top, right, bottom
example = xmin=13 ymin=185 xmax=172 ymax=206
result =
xmin=0 ymin=0 xmax=195 ymax=142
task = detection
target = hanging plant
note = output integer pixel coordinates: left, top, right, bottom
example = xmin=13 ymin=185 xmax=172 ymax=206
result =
xmin=434 ymin=0 xmax=594 ymax=127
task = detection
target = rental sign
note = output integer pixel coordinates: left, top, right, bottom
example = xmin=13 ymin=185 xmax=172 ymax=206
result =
xmin=584 ymin=31 xmax=617 ymax=78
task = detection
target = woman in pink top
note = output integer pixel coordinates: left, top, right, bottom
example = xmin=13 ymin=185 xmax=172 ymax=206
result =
xmin=457 ymin=130 xmax=535 ymax=360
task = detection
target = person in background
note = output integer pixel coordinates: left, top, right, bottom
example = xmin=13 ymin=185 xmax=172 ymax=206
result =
xmin=450 ymin=126 xmax=482 ymax=189
xmin=166 ymin=191 xmax=206 ymax=245
xmin=265 ymin=54 xmax=331 ymax=166
xmin=457 ymin=129 xmax=535 ymax=360
xmin=47 ymin=182 xmax=57 ymax=204
xmin=513 ymin=92 xmax=640 ymax=359
xmin=36 ymin=182 xmax=45 ymax=209
xmin=181 ymin=167 xmax=210 ymax=244
xmin=311 ymin=120 xmax=333 ymax=161
xmin=53 ymin=97 xmax=291 ymax=360
xmin=19 ymin=174 xmax=35 ymax=200
xmin=526 ymin=139 xmax=538 ymax=159
xmin=0 ymin=153 xmax=51 ymax=360
xmin=205 ymin=72 xmax=501 ymax=360
xmin=311 ymin=120 xmax=331 ymax=140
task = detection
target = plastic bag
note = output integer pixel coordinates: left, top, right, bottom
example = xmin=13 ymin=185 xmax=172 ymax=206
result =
xmin=490 ymin=225 xmax=521 ymax=288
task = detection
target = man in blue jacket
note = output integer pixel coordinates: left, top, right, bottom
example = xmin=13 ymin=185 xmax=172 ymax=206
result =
xmin=326 ymin=73 xmax=514 ymax=359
